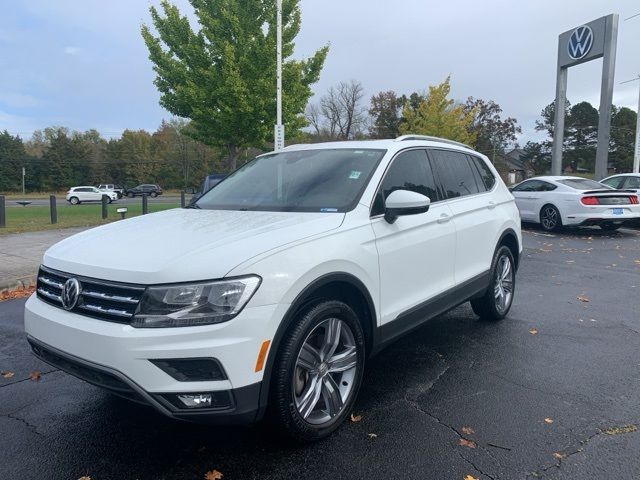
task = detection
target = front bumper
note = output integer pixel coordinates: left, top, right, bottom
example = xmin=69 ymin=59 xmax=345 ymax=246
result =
xmin=24 ymin=294 xmax=287 ymax=423
xmin=28 ymin=336 xmax=261 ymax=423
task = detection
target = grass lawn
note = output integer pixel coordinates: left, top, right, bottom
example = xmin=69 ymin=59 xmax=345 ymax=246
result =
xmin=1 ymin=203 xmax=180 ymax=235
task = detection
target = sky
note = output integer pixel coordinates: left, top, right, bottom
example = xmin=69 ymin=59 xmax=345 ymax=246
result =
xmin=0 ymin=0 xmax=639 ymax=145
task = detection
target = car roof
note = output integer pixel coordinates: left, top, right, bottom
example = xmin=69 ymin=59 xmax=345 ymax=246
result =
xmin=72 ymin=185 xmax=97 ymax=189
xmin=278 ymin=136 xmax=481 ymax=157
xmin=603 ymin=173 xmax=640 ymax=178
xmin=525 ymin=176 xmax=586 ymax=182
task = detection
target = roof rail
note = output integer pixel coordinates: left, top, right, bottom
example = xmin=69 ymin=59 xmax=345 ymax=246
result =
xmin=394 ymin=135 xmax=471 ymax=149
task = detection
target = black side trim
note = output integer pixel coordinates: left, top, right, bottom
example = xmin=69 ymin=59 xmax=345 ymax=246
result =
xmin=375 ymin=270 xmax=491 ymax=351
xmin=498 ymin=228 xmax=521 ymax=271
xmin=255 ymin=272 xmax=377 ymax=421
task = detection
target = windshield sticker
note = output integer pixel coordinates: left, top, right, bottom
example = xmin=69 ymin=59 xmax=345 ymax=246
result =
xmin=320 ymin=208 xmax=338 ymax=212
xmin=349 ymin=170 xmax=362 ymax=180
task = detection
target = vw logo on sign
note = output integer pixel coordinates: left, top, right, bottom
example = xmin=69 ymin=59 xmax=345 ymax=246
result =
xmin=567 ymin=25 xmax=594 ymax=60
xmin=61 ymin=278 xmax=81 ymax=310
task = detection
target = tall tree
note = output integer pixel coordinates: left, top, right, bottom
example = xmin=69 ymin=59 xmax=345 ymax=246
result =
xmin=565 ymin=101 xmax=599 ymax=170
xmin=464 ymin=97 xmax=521 ymax=157
xmin=141 ymin=0 xmax=328 ymax=170
xmin=369 ymin=90 xmax=404 ymax=139
xmin=610 ymin=106 xmax=637 ymax=172
xmin=0 ymin=131 xmax=27 ymax=192
xmin=399 ymin=77 xmax=476 ymax=145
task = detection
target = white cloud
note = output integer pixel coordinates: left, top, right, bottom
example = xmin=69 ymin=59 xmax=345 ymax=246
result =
xmin=0 ymin=93 xmax=40 ymax=108
xmin=64 ymin=46 xmax=81 ymax=55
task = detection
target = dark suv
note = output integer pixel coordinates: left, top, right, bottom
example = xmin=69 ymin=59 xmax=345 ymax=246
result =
xmin=124 ymin=184 xmax=163 ymax=198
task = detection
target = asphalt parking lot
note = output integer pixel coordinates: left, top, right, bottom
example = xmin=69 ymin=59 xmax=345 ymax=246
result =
xmin=1 ymin=226 xmax=640 ymax=480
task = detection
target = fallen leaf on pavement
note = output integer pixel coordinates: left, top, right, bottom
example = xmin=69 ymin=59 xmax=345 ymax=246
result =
xmin=350 ymin=413 xmax=362 ymax=422
xmin=634 ymin=259 xmax=640 ymax=265
xmin=544 ymin=418 xmax=554 ymax=424
xmin=529 ymin=328 xmax=538 ymax=335
xmin=29 ymin=371 xmax=41 ymax=381
xmin=461 ymin=426 xmax=475 ymax=435
xmin=576 ymin=294 xmax=589 ymax=303
xmin=77 ymin=477 xmax=91 ymax=480
xmin=458 ymin=438 xmax=476 ymax=449
xmin=602 ymin=424 xmax=637 ymax=435
xmin=552 ymin=452 xmax=565 ymax=460
xmin=464 ymin=475 xmax=479 ymax=480
xmin=368 ymin=433 xmax=378 ymax=438
xmin=1 ymin=371 xmax=14 ymax=379
xmin=204 ymin=470 xmax=223 ymax=480
xmin=0 ymin=285 xmax=36 ymax=302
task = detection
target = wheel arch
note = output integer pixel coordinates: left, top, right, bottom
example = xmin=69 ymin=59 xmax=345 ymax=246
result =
xmin=256 ymin=272 xmax=377 ymax=420
xmin=497 ymin=228 xmax=520 ymax=271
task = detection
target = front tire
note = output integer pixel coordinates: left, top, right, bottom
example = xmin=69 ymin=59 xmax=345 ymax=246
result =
xmin=69 ymin=197 xmax=79 ymax=205
xmin=127 ymin=192 xmax=134 ymax=198
xmin=540 ymin=204 xmax=562 ymax=232
xmin=269 ymin=300 xmax=365 ymax=442
xmin=150 ymin=192 xmax=158 ymax=198
xmin=471 ymin=245 xmax=516 ymax=321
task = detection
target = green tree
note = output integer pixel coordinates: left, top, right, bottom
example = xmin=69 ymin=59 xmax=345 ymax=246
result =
xmin=399 ymin=77 xmax=476 ymax=145
xmin=40 ymin=129 xmax=91 ymax=190
xmin=369 ymin=90 xmax=404 ymax=139
xmin=565 ymin=101 xmax=599 ymax=171
xmin=463 ymin=97 xmax=521 ymax=157
xmin=141 ymin=0 xmax=328 ymax=171
xmin=610 ymin=106 xmax=637 ymax=172
xmin=0 ymin=131 xmax=27 ymax=192
xmin=520 ymin=141 xmax=550 ymax=175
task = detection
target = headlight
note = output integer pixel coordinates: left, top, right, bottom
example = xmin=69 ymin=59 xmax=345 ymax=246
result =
xmin=132 ymin=276 xmax=261 ymax=328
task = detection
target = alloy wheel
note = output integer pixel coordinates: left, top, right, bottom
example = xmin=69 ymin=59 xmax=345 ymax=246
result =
xmin=541 ymin=206 xmax=558 ymax=230
xmin=493 ymin=255 xmax=514 ymax=315
xmin=293 ymin=317 xmax=358 ymax=425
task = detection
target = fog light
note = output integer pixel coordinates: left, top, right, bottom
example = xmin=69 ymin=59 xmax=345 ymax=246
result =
xmin=177 ymin=393 xmax=212 ymax=408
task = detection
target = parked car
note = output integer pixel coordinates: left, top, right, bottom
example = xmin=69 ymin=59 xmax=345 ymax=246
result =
xmin=189 ymin=173 xmax=226 ymax=205
xmin=124 ymin=184 xmax=163 ymax=198
xmin=600 ymin=173 xmax=640 ymax=193
xmin=66 ymin=186 xmax=118 ymax=205
xmin=26 ymin=136 xmax=522 ymax=441
xmin=511 ymin=176 xmax=640 ymax=231
xmin=97 ymin=184 xmax=125 ymax=199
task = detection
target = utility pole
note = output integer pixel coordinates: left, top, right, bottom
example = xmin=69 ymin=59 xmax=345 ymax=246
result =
xmin=22 ymin=167 xmax=25 ymax=195
xmin=274 ymin=0 xmax=284 ymax=151
xmin=620 ymin=76 xmax=640 ymax=173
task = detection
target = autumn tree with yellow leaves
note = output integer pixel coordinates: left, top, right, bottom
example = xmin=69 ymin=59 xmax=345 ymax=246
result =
xmin=399 ymin=77 xmax=477 ymax=145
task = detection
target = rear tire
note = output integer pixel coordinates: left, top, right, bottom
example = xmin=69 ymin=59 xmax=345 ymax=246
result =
xmin=127 ymin=192 xmax=134 ymax=198
xmin=471 ymin=245 xmax=516 ymax=321
xmin=600 ymin=223 xmax=620 ymax=232
xmin=269 ymin=300 xmax=365 ymax=442
xmin=540 ymin=204 xmax=562 ymax=232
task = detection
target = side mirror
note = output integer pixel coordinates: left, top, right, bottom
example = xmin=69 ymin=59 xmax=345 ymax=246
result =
xmin=384 ymin=189 xmax=431 ymax=224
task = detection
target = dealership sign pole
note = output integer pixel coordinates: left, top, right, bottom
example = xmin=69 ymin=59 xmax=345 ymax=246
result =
xmin=274 ymin=0 xmax=284 ymax=151
xmin=551 ymin=14 xmax=619 ymax=179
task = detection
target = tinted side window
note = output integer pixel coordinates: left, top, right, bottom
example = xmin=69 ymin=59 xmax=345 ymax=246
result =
xmin=539 ymin=181 xmax=557 ymax=192
xmin=512 ymin=180 xmax=540 ymax=192
xmin=372 ymin=149 xmax=438 ymax=216
xmin=601 ymin=177 xmax=624 ymax=189
xmin=624 ymin=176 xmax=640 ymax=189
xmin=430 ymin=150 xmax=480 ymax=199
xmin=469 ymin=155 xmax=496 ymax=190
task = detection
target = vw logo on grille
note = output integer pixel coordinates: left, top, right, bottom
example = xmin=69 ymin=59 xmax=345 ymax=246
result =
xmin=567 ymin=25 xmax=594 ymax=60
xmin=61 ymin=278 xmax=81 ymax=310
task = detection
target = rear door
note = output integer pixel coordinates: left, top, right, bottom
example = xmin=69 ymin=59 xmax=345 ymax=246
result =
xmin=371 ymin=149 xmax=456 ymax=326
xmin=428 ymin=149 xmax=499 ymax=284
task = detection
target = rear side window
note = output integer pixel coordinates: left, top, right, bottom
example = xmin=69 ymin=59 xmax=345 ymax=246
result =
xmin=429 ymin=149 xmax=481 ymax=198
xmin=372 ymin=149 xmax=439 ymax=216
xmin=468 ymin=155 xmax=496 ymax=191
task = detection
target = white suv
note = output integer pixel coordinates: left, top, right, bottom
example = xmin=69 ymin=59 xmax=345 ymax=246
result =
xmin=25 ymin=136 xmax=522 ymax=441
xmin=66 ymin=186 xmax=118 ymax=204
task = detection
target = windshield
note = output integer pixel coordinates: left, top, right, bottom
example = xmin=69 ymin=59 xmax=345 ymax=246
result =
xmin=196 ymin=148 xmax=386 ymax=212
xmin=558 ymin=178 xmax=612 ymax=190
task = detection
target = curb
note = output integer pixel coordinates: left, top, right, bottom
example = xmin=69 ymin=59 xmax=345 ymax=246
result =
xmin=0 ymin=275 xmax=37 ymax=294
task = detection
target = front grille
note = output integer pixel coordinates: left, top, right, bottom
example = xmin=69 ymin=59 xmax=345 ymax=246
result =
xmin=37 ymin=265 xmax=145 ymax=323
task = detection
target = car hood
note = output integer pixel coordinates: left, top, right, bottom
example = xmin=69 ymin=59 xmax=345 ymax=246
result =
xmin=43 ymin=208 xmax=345 ymax=284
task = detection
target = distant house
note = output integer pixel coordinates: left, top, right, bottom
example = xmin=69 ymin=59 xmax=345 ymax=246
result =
xmin=502 ymin=148 xmax=533 ymax=185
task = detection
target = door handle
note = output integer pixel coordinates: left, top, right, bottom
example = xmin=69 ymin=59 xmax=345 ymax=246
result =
xmin=437 ymin=213 xmax=451 ymax=224
xmin=487 ymin=201 xmax=497 ymax=210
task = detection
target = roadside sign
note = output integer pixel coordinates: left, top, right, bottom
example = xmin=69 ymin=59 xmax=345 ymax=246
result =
xmin=274 ymin=124 xmax=285 ymax=151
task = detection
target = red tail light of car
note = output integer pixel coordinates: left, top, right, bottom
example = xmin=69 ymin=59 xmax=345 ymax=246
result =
xmin=630 ymin=195 xmax=639 ymax=205
xmin=581 ymin=196 xmax=599 ymax=205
